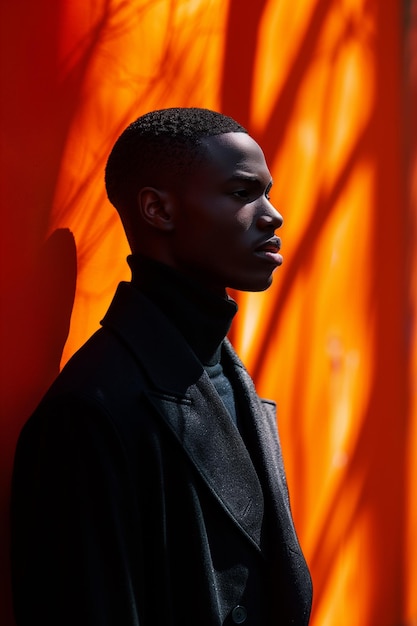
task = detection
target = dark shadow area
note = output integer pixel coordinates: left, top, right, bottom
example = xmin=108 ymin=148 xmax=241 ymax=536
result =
xmin=1 ymin=225 xmax=77 ymax=438
xmin=0 ymin=229 xmax=77 ymax=626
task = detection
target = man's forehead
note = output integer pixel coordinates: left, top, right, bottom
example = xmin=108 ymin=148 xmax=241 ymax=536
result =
xmin=197 ymin=132 xmax=271 ymax=180
xmin=200 ymin=131 xmax=258 ymax=153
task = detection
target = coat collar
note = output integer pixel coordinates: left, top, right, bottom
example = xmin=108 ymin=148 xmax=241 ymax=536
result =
xmin=101 ymin=282 xmax=265 ymax=550
xmin=101 ymin=282 xmax=298 ymax=555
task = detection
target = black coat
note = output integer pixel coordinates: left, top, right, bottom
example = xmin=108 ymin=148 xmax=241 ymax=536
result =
xmin=11 ymin=282 xmax=312 ymax=626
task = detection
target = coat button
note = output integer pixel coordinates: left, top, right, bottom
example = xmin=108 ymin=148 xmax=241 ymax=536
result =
xmin=231 ymin=605 xmax=247 ymax=624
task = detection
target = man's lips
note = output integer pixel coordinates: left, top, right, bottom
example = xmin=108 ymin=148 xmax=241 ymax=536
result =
xmin=254 ymin=236 xmax=283 ymax=265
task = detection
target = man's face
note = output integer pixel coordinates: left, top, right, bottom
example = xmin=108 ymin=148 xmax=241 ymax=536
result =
xmin=169 ymin=132 xmax=283 ymax=293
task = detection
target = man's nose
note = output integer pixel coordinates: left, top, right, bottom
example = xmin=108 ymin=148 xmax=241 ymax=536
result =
xmin=257 ymin=201 xmax=283 ymax=230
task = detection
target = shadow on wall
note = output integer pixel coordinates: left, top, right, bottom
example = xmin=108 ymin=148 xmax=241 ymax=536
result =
xmin=0 ymin=228 xmax=77 ymax=626
xmin=1 ymin=228 xmax=77 ymax=430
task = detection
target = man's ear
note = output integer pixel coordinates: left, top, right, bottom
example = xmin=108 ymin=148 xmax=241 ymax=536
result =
xmin=137 ymin=187 xmax=175 ymax=231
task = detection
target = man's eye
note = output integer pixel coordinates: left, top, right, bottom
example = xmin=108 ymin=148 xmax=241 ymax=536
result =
xmin=232 ymin=189 xmax=250 ymax=199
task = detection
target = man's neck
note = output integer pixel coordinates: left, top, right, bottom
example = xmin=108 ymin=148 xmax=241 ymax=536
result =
xmin=128 ymin=255 xmax=238 ymax=366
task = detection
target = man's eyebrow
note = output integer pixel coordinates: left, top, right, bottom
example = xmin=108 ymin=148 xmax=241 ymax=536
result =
xmin=226 ymin=174 xmax=273 ymax=187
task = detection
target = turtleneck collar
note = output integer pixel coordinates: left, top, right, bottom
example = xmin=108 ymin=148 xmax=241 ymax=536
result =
xmin=128 ymin=255 xmax=238 ymax=366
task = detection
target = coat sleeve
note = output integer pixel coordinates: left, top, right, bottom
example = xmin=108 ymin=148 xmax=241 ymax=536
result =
xmin=11 ymin=393 xmax=144 ymax=626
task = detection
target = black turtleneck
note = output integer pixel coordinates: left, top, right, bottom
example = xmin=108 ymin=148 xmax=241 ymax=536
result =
xmin=128 ymin=255 xmax=240 ymax=426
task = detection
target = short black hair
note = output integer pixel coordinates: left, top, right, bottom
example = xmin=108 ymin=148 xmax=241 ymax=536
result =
xmin=104 ymin=107 xmax=247 ymax=234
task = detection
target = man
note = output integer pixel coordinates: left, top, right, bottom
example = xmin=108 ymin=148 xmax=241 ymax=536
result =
xmin=11 ymin=108 xmax=312 ymax=625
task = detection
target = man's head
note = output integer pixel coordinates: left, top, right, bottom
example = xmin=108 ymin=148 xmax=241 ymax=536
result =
xmin=105 ymin=108 xmax=246 ymax=232
xmin=105 ymin=107 xmax=283 ymax=293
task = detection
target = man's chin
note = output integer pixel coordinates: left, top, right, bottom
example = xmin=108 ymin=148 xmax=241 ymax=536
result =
xmin=230 ymin=274 xmax=276 ymax=293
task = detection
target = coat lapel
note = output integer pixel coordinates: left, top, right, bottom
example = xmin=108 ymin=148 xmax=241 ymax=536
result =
xmin=145 ymin=376 xmax=265 ymax=551
xmin=221 ymin=340 xmax=304 ymax=554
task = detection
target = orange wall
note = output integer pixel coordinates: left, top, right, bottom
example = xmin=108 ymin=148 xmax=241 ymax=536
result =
xmin=1 ymin=1 xmax=416 ymax=625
